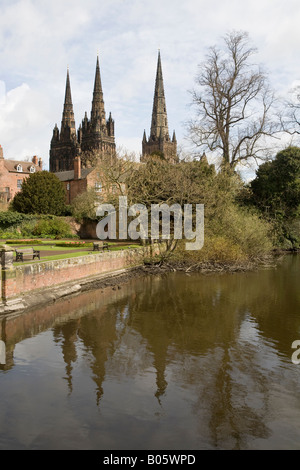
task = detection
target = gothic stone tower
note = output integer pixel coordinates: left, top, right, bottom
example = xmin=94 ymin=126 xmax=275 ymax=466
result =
xmin=142 ymin=51 xmax=177 ymax=164
xmin=50 ymin=56 xmax=115 ymax=172
xmin=78 ymin=56 xmax=116 ymax=164
xmin=50 ymin=69 xmax=78 ymax=172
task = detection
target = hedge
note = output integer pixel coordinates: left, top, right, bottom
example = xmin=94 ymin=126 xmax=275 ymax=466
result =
xmin=5 ymin=239 xmax=44 ymax=245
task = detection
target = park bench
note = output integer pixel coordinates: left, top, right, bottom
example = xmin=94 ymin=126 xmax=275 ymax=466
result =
xmin=92 ymin=241 xmax=109 ymax=252
xmin=15 ymin=247 xmax=41 ymax=262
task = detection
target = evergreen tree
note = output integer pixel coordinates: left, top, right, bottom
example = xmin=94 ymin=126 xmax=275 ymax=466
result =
xmin=11 ymin=171 xmax=67 ymax=215
xmin=250 ymin=146 xmax=300 ymax=249
xmin=251 ymin=146 xmax=300 ymax=219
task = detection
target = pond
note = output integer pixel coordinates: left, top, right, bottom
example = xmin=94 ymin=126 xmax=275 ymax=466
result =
xmin=0 ymin=254 xmax=300 ymax=450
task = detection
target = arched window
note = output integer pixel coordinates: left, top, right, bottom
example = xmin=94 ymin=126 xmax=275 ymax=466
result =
xmin=16 ymin=164 xmax=23 ymax=172
xmin=29 ymin=166 xmax=36 ymax=173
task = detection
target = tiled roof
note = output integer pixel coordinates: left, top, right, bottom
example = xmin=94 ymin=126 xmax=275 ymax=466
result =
xmin=4 ymin=160 xmax=42 ymax=174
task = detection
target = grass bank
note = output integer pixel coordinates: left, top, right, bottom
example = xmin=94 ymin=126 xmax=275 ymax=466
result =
xmin=9 ymin=241 xmax=140 ymax=265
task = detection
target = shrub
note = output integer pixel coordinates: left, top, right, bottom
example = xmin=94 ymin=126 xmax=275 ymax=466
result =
xmin=0 ymin=211 xmax=34 ymax=229
xmin=211 ymin=204 xmax=274 ymax=259
xmin=31 ymin=217 xmax=75 ymax=239
xmin=171 ymin=202 xmax=273 ymax=265
xmin=20 ymin=220 xmax=39 ymax=237
xmin=55 ymin=241 xmax=90 ymax=247
xmin=5 ymin=239 xmax=43 ymax=245
xmin=0 ymin=230 xmax=23 ymax=240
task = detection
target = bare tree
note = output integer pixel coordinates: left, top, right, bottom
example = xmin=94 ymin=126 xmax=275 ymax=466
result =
xmin=79 ymin=147 xmax=137 ymax=199
xmin=189 ymin=31 xmax=279 ymax=168
xmin=280 ymin=85 xmax=300 ymax=137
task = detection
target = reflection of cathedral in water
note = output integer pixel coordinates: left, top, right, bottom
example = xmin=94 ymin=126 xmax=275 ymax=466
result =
xmin=38 ymin=276 xmax=172 ymax=407
xmin=50 ymin=285 xmax=170 ymax=407
xmin=2 ymin=259 xmax=300 ymax=449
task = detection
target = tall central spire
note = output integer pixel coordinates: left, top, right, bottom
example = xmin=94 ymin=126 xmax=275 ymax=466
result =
xmin=150 ymin=51 xmax=169 ymax=140
xmin=142 ymin=51 xmax=177 ymax=163
xmin=79 ymin=55 xmax=116 ymax=159
xmin=91 ymin=55 xmax=106 ymax=126
xmin=61 ymin=68 xmax=76 ymax=134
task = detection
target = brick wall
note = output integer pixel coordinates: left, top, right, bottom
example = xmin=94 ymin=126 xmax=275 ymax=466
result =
xmin=63 ymin=178 xmax=87 ymax=205
xmin=0 ymin=247 xmax=149 ymax=305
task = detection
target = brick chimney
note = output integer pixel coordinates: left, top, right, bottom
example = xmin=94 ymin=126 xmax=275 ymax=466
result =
xmin=32 ymin=155 xmax=38 ymax=165
xmin=0 ymin=145 xmax=3 ymax=159
xmin=74 ymin=155 xmax=81 ymax=180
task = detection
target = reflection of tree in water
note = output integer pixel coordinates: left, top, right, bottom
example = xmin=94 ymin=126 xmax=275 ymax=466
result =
xmin=248 ymin=255 xmax=300 ymax=357
xmin=124 ymin=271 xmax=281 ymax=447
xmin=195 ymin=344 xmax=271 ymax=449
xmin=125 ymin=273 xmax=245 ymax=400
xmin=49 ymin=256 xmax=300 ymax=447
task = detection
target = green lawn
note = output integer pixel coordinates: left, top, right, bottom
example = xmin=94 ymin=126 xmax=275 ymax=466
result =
xmin=30 ymin=245 xmax=90 ymax=251
xmin=12 ymin=243 xmax=141 ymax=265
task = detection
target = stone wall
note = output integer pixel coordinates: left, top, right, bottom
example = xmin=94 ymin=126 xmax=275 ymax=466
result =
xmin=0 ymin=244 xmax=156 ymax=314
xmin=14 ymin=249 xmax=140 ymax=295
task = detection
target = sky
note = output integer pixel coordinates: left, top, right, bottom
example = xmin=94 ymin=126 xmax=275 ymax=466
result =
xmin=1 ymin=0 xmax=300 ymax=175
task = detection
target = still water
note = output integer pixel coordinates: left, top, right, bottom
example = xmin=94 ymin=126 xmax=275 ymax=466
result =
xmin=0 ymin=255 xmax=300 ymax=450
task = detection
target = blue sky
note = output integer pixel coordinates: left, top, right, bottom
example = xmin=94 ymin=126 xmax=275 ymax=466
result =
xmin=1 ymin=0 xmax=300 ymax=173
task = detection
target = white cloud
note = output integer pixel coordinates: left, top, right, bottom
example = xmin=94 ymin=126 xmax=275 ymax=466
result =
xmin=0 ymin=81 xmax=51 ymax=162
xmin=1 ymin=0 xmax=300 ymax=166
xmin=0 ymin=81 xmax=5 ymax=105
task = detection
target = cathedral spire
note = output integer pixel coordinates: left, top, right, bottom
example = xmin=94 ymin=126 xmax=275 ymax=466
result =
xmin=150 ymin=50 xmax=169 ymax=140
xmin=50 ymin=58 xmax=116 ymax=173
xmin=50 ymin=68 xmax=77 ymax=172
xmin=142 ymin=51 xmax=177 ymax=163
xmin=91 ymin=55 xmax=106 ymax=126
xmin=61 ymin=68 xmax=76 ymax=135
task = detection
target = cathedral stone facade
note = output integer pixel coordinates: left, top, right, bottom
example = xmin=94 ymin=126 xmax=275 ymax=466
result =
xmin=49 ymin=51 xmax=177 ymax=176
xmin=49 ymin=57 xmax=115 ymax=173
xmin=142 ymin=51 xmax=178 ymax=164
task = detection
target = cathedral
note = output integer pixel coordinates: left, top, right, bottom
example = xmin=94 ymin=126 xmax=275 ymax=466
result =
xmin=49 ymin=56 xmax=116 ymax=172
xmin=142 ymin=51 xmax=178 ymax=164
xmin=49 ymin=51 xmax=177 ymax=173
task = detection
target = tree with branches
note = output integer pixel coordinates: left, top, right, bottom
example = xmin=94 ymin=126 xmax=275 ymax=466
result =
xmin=189 ymin=31 xmax=279 ymax=168
xmin=280 ymin=85 xmax=300 ymax=137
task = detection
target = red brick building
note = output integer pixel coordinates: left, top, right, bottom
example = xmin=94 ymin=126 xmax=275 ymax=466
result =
xmin=54 ymin=155 xmax=124 ymax=205
xmin=0 ymin=145 xmax=43 ymax=207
